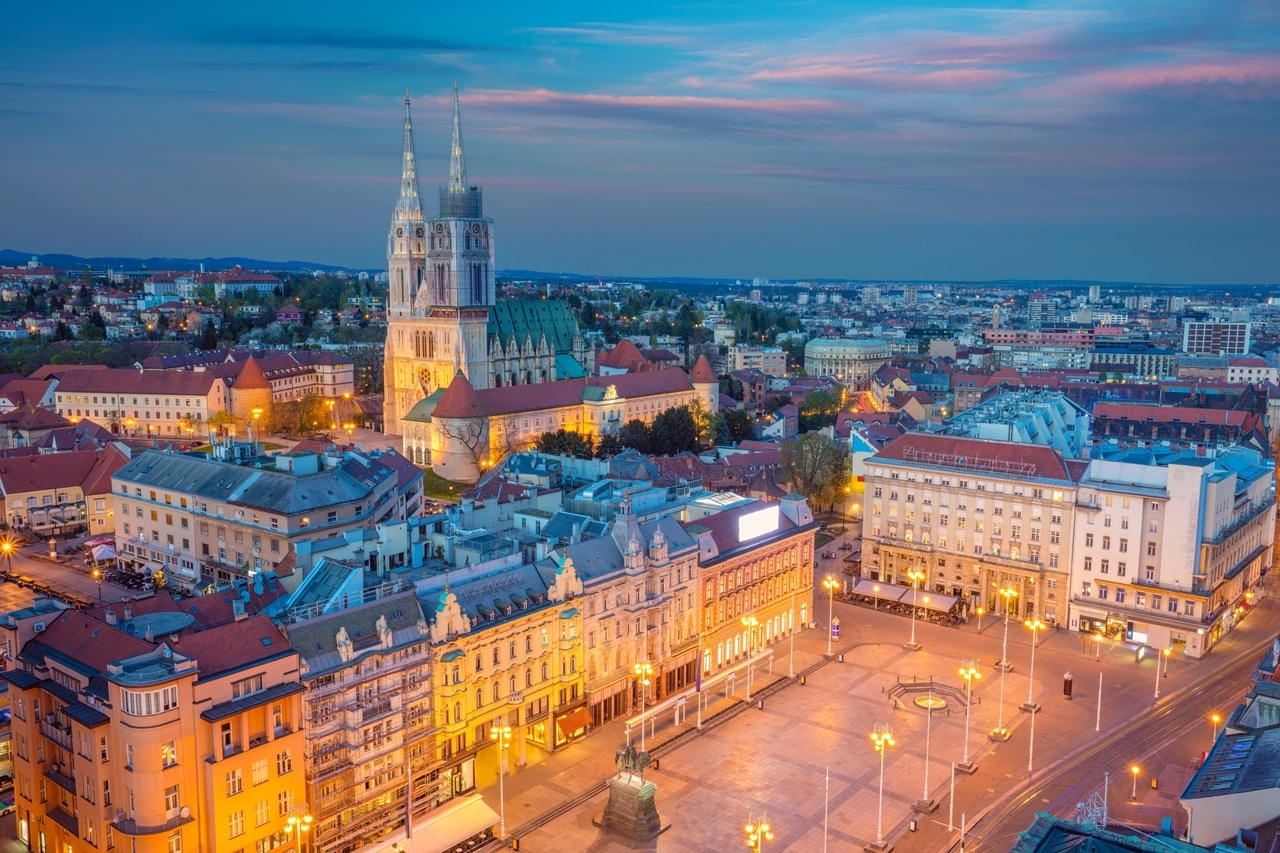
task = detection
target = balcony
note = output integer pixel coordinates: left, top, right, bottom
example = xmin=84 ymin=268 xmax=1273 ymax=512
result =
xmin=47 ymin=805 xmax=78 ymax=836
xmin=40 ymin=718 xmax=73 ymax=750
xmin=44 ymin=764 xmax=77 ymax=795
xmin=113 ymin=809 xmax=196 ymax=836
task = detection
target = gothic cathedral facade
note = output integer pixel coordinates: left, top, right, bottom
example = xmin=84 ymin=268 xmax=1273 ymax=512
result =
xmin=383 ymin=87 xmax=592 ymax=434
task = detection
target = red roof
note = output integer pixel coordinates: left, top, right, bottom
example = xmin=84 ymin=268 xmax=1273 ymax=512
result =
xmin=690 ymin=355 xmax=716 ymax=384
xmin=597 ymin=339 xmax=648 ymax=372
xmin=233 ymin=356 xmax=271 ymax=390
xmin=0 ymin=448 xmax=105 ymax=493
xmin=871 ymin=433 xmax=1072 ymax=481
xmin=434 ymin=372 xmax=486 ymax=419
xmin=1093 ymin=403 xmax=1246 ymax=425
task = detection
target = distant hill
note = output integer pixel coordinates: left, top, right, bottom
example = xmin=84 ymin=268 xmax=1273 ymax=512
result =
xmin=0 ymin=250 xmax=358 ymax=274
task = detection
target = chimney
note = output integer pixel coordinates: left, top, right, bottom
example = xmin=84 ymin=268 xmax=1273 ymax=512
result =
xmin=232 ymin=598 xmax=246 ymax=621
xmin=104 ymin=609 xmax=117 ymax=626
xmin=123 ymin=600 xmax=133 ymax=621
xmin=145 ymin=623 xmax=154 ymax=643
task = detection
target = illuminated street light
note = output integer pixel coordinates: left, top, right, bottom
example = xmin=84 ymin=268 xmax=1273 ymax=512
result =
xmin=1130 ymin=764 xmax=1141 ymax=801
xmin=490 ymin=722 xmax=512 ymax=837
xmin=905 ymin=568 xmax=925 ymax=651
xmin=634 ymin=661 xmax=654 ymax=751
xmin=991 ymin=587 xmax=1018 ymax=741
xmin=92 ymin=569 xmax=103 ymax=604
xmin=1210 ymin=712 xmax=1222 ymax=747
xmin=958 ymin=660 xmax=981 ymax=772
xmin=741 ymin=614 xmax=759 ymax=701
xmin=745 ymin=811 xmax=774 ymax=851
xmin=823 ymin=575 xmax=840 ymax=656
xmin=1021 ymin=618 xmax=1046 ymax=713
xmin=0 ymin=537 xmax=13 ymax=575
xmin=871 ymin=723 xmax=896 ymax=849
xmin=284 ymin=807 xmax=314 ymax=853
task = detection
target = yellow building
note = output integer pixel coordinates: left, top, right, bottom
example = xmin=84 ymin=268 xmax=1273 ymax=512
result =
xmin=0 ymin=446 xmax=130 ymax=538
xmin=428 ymin=558 xmax=585 ymax=798
xmin=0 ymin=601 xmax=305 ymax=853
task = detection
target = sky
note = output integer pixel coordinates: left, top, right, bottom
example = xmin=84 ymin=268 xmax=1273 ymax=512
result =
xmin=2 ymin=1 xmax=1277 ymax=283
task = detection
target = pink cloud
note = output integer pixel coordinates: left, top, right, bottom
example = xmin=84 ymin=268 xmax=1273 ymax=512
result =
xmin=462 ymin=87 xmax=840 ymax=116
xmin=1083 ymin=56 xmax=1280 ymax=98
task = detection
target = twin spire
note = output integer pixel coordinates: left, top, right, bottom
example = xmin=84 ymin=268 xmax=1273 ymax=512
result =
xmin=397 ymin=81 xmax=470 ymax=218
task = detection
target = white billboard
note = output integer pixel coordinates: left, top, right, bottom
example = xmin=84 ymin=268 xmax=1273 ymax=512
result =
xmin=738 ymin=505 xmax=780 ymax=543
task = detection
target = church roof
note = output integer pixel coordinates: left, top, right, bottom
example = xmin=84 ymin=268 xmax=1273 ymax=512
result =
xmin=555 ymin=353 xmax=588 ymax=379
xmin=598 ymin=339 xmax=646 ymax=371
xmin=488 ymin=299 xmax=580 ymax=354
xmin=433 ymin=372 xmax=486 ymax=419
xmin=690 ymin=355 xmax=716 ymax=384
xmin=402 ymin=386 xmax=447 ymax=424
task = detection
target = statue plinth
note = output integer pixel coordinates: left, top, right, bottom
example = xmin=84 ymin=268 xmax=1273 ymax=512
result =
xmin=593 ymin=773 xmax=669 ymax=841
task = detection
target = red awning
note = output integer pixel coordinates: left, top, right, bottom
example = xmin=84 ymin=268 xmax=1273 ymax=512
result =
xmin=556 ymin=706 xmax=593 ymax=737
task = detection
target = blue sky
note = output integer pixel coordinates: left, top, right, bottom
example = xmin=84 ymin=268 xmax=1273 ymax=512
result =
xmin=2 ymin=1 xmax=1277 ymax=283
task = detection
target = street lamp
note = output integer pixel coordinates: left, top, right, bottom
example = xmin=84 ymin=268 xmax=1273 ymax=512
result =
xmin=871 ymin=722 xmax=895 ymax=849
xmin=634 ymin=661 xmax=653 ymax=751
xmin=1130 ymin=764 xmax=1141 ymax=801
xmin=1153 ymin=647 xmax=1164 ymax=699
xmin=1210 ymin=713 xmax=1222 ymax=747
xmin=991 ymin=587 xmax=1018 ymax=741
xmin=1095 ymin=632 xmax=1104 ymax=662
xmin=975 ymin=606 xmax=984 ymax=632
xmin=741 ymin=614 xmax=759 ymax=701
xmin=823 ymin=575 xmax=840 ymax=656
xmin=905 ymin=568 xmax=925 ymax=650
xmin=1162 ymin=647 xmax=1171 ymax=678
xmin=283 ymin=808 xmax=313 ymax=853
xmin=744 ymin=811 xmax=774 ymax=851
xmin=958 ymin=660 xmax=981 ymax=772
xmin=0 ymin=537 xmax=13 ymax=575
xmin=872 ymin=583 xmax=880 ymax=611
xmin=325 ymin=398 xmax=336 ymax=430
xmin=490 ymin=722 xmax=512 ymax=837
xmin=1022 ymin=618 xmax=1046 ymax=713
xmin=343 ymin=421 xmax=355 ymax=439
xmin=92 ymin=569 xmax=103 ymax=604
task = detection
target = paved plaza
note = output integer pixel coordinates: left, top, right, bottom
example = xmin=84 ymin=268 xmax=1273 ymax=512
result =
xmin=471 ymin=588 xmax=1226 ymax=852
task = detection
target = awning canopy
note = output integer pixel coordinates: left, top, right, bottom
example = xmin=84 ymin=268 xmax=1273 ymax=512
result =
xmin=556 ymin=706 xmax=592 ymax=737
xmin=853 ymin=580 xmax=907 ymax=602
xmin=91 ymin=545 xmax=116 ymax=562
xmin=416 ymin=794 xmax=497 ymax=853
xmin=915 ymin=591 xmax=960 ymax=612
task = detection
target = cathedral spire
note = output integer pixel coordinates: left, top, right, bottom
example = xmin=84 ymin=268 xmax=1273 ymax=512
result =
xmin=396 ymin=90 xmax=423 ymax=220
xmin=448 ymin=81 xmax=468 ymax=193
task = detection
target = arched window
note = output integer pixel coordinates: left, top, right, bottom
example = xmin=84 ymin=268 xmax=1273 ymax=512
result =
xmin=475 ymin=689 xmax=483 ymax=709
xmin=525 ymin=668 xmax=532 ymax=688
xmin=541 ymin=662 xmax=549 ymax=681
xmin=509 ymin=676 xmax=517 ymax=695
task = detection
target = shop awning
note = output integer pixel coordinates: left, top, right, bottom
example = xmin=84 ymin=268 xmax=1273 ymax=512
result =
xmin=853 ymin=580 xmax=907 ymax=602
xmin=556 ymin=706 xmax=593 ymax=737
xmin=415 ymin=794 xmax=497 ymax=853
xmin=915 ymin=592 xmax=960 ymax=612
xmin=91 ymin=545 xmax=117 ymax=562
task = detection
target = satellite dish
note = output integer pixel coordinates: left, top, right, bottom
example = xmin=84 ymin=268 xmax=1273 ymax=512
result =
xmin=253 ymin=580 xmax=264 ymax=597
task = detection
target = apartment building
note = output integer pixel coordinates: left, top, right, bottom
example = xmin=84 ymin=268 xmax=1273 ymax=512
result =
xmin=862 ymin=433 xmax=1080 ymax=623
xmin=53 ymin=370 xmax=230 ymax=438
xmin=0 ymin=604 xmax=305 ymax=853
xmin=284 ymin=586 xmax=439 ymax=853
xmin=727 ymin=344 xmax=787 ymax=377
xmin=426 ymin=559 xmax=585 ymax=802
xmin=1 ymin=445 xmax=129 ymax=536
xmin=1070 ymin=448 xmax=1274 ymax=658
xmin=803 ymin=338 xmax=891 ymax=392
xmin=1182 ymin=321 xmax=1250 ymax=357
xmin=689 ymin=495 xmax=817 ymax=679
xmin=110 ymin=447 xmax=408 ymax=585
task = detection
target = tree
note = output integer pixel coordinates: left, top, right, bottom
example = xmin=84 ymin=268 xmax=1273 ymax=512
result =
xmin=779 ymin=433 xmax=851 ymax=510
xmin=536 ymin=429 xmax=595 ymax=459
xmin=799 ymin=389 xmax=841 ymax=431
xmin=722 ymin=408 xmax=755 ymax=444
xmin=651 ymin=406 xmax=699 ymax=456
xmin=208 ymin=410 xmax=237 ymax=436
xmin=617 ymin=419 xmax=654 ymax=454
xmin=595 ymin=433 xmax=624 ymax=458
xmin=198 ymin=321 xmax=220 ymax=350
xmin=719 ymin=374 xmax=744 ymax=401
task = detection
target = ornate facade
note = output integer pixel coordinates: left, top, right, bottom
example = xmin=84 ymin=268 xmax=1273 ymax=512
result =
xmin=383 ymin=87 xmax=592 ymax=432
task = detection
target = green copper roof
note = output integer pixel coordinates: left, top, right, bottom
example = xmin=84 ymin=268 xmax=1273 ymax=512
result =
xmin=488 ymin=299 xmax=581 ymax=353
xmin=556 ymin=353 xmax=588 ymax=379
xmin=403 ymin=386 xmax=446 ymax=423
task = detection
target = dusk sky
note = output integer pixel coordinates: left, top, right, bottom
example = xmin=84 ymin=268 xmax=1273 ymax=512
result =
xmin=3 ymin=1 xmax=1277 ymax=283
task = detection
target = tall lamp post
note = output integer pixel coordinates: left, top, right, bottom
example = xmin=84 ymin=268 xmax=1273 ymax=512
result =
xmin=905 ymin=568 xmax=925 ymax=650
xmin=870 ymin=723 xmax=896 ymax=851
xmin=0 ymin=537 xmax=13 ymax=575
xmin=741 ymin=614 xmax=759 ymax=701
xmin=823 ymin=574 xmax=840 ymax=656
xmin=634 ymin=660 xmax=653 ymax=751
xmin=92 ymin=569 xmax=103 ymax=604
xmin=1021 ymin=618 xmax=1045 ymax=713
xmin=1130 ymin=764 xmax=1141 ymax=801
xmin=990 ymin=587 xmax=1018 ymax=741
xmin=1153 ymin=647 xmax=1163 ymax=699
xmin=284 ymin=807 xmax=314 ymax=853
xmin=958 ymin=660 xmax=981 ymax=773
xmin=490 ymin=722 xmax=512 ymax=838
xmin=744 ymin=811 xmax=774 ymax=851
xmin=1210 ymin=712 xmax=1222 ymax=747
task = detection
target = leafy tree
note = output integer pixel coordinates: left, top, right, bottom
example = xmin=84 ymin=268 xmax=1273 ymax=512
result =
xmin=208 ymin=410 xmax=237 ymax=436
xmin=80 ymin=267 xmax=92 ymax=284
xmin=722 ymin=408 xmax=755 ymax=444
xmin=651 ymin=406 xmax=698 ymax=456
xmin=595 ymin=433 xmax=624 ymax=458
xmin=53 ymin=321 xmax=75 ymax=342
xmin=198 ymin=321 xmax=220 ymax=351
xmin=780 ymin=433 xmax=851 ymax=510
xmin=76 ymin=317 xmax=106 ymax=341
xmin=536 ymin=429 xmax=595 ymax=459
xmin=719 ymin=374 xmax=744 ymax=401
xmin=617 ymin=419 xmax=654 ymax=455
xmin=763 ymin=394 xmax=793 ymax=413
xmin=799 ymin=389 xmax=841 ymax=431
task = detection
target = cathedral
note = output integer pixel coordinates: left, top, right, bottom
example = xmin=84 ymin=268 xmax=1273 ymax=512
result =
xmin=382 ymin=86 xmax=593 ymax=433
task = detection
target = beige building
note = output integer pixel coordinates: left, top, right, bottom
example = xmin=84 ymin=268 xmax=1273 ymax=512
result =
xmin=727 ymin=344 xmax=787 ymax=377
xmin=862 ymin=433 xmax=1079 ymax=624
xmin=52 ymin=369 xmax=231 ymax=438
xmin=1 ymin=445 xmax=130 ymax=537
xmin=804 ymin=338 xmax=892 ymax=392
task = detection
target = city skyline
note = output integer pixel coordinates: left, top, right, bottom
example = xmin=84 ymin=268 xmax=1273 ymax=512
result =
xmin=2 ymin=0 xmax=1277 ymax=284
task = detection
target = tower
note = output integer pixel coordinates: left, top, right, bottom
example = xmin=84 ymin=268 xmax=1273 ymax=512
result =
xmin=384 ymin=86 xmax=494 ymax=430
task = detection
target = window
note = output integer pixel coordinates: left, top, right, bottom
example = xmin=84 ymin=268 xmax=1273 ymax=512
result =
xmin=162 ymin=741 xmax=178 ymax=767
xmin=1147 ymin=542 xmax=1157 ymax=556
xmin=1050 ymin=530 xmax=1059 ymax=544
xmin=1168 ymin=597 xmax=1179 ymax=613
xmin=1152 ymin=594 xmax=1162 ymax=610
xmin=1114 ymin=588 xmax=1125 ymax=603
xmin=232 ymin=675 xmax=264 ymax=700
xmin=1151 ymin=502 xmax=1159 ymax=512
xmin=277 ymin=789 xmax=293 ymax=816
xmin=1100 ymin=560 xmax=1109 ymax=574
xmin=164 ymin=784 xmax=179 ymax=814
xmin=229 ymin=811 xmax=246 ymax=838
xmin=327 ymin=510 xmax=338 ymax=524
xmin=275 ymin=750 xmax=292 ymax=775
xmin=1083 ymin=557 xmax=1092 ymax=572
xmin=252 ymin=759 xmax=268 ymax=785
xmin=1146 ymin=565 xmax=1155 ymax=581
xmin=1085 ymin=533 xmax=1094 ymax=547
xmin=1117 ymin=562 xmax=1127 ymax=577
xmin=121 ymin=686 xmax=179 ymax=716
xmin=1097 ymin=585 xmax=1108 ymax=600
xmin=1081 ymin=581 xmax=1091 ymax=596
xmin=1102 ymin=536 xmax=1111 ymax=550
xmin=255 ymin=799 xmax=270 ymax=827
xmin=1118 ymin=538 xmax=1128 ymax=553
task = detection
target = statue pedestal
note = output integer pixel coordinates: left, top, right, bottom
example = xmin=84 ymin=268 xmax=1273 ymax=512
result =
xmin=593 ymin=773 xmax=670 ymax=842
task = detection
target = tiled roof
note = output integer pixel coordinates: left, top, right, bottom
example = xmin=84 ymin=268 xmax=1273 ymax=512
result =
xmin=690 ymin=355 xmax=716 ymax=384
xmin=53 ymin=368 xmax=222 ymax=396
xmin=488 ymin=299 xmax=581 ymax=353
xmin=0 ymin=404 xmax=70 ymax=430
xmin=436 ymin=368 xmax=695 ymax=419
xmin=170 ymin=614 xmax=292 ymax=680
xmin=597 ymin=339 xmax=646 ymax=371
xmin=1094 ymin=403 xmax=1247 ymax=425
xmin=433 ymin=372 xmax=485 ymax=419
xmin=233 ymin=356 xmax=271 ymax=390
xmin=871 ymin=433 xmax=1073 ymax=481
xmin=0 ymin=448 xmax=105 ymax=494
